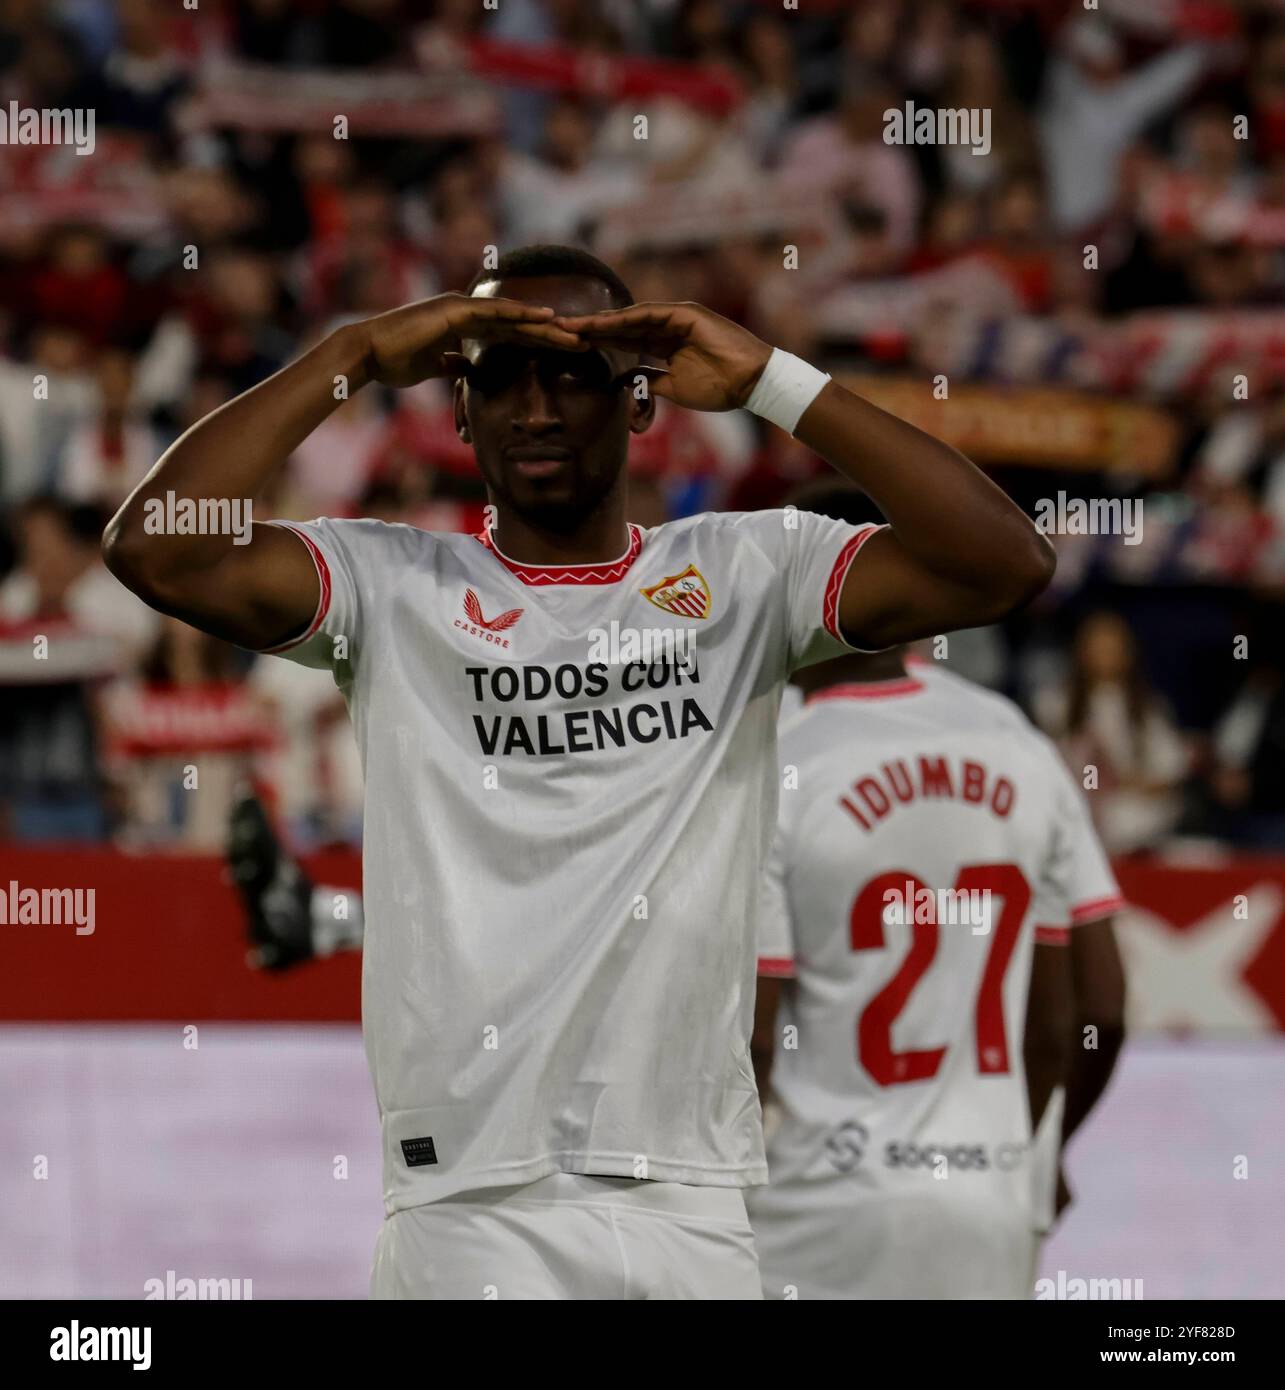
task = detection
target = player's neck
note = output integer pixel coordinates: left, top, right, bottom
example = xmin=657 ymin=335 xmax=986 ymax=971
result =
xmin=488 ymin=499 xmax=633 ymax=568
xmin=794 ymin=649 xmax=909 ymax=697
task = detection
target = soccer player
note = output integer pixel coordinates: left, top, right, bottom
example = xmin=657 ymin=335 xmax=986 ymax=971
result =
xmin=102 ymin=244 xmax=1054 ymax=1299
xmin=749 ymin=493 xmax=1124 ymax=1299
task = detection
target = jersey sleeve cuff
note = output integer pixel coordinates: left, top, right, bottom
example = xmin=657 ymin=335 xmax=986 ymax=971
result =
xmin=757 ymin=955 xmax=796 ymax=979
xmin=1034 ymin=925 xmax=1071 ymax=947
xmin=1070 ymin=894 xmax=1125 ymax=924
xmin=822 ymin=523 xmax=888 ymax=650
xmin=257 ymin=522 xmax=333 ymax=654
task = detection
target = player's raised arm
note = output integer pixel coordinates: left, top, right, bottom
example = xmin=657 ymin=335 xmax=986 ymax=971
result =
xmin=102 ymin=295 xmax=582 ymax=650
xmin=792 ymin=379 xmax=1055 ymax=649
xmin=554 ymin=302 xmax=1056 ymax=650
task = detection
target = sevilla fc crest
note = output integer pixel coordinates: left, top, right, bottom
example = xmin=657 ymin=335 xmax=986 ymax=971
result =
xmin=640 ymin=564 xmax=711 ymax=620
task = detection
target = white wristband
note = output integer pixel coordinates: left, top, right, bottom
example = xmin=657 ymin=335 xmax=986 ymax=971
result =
xmin=744 ymin=348 xmax=831 ymax=435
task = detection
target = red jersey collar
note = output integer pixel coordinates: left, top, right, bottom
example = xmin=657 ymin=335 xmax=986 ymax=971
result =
xmin=474 ymin=523 xmax=644 ymax=586
xmin=806 ymin=676 xmax=926 ymax=703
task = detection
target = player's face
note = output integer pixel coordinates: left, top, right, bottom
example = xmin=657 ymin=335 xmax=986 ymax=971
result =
xmin=456 ymin=275 xmax=652 ymax=532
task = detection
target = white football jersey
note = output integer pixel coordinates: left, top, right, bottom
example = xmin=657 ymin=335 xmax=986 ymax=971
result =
xmin=266 ymin=509 xmax=880 ymax=1212
xmin=749 ymin=662 xmax=1122 ymax=1297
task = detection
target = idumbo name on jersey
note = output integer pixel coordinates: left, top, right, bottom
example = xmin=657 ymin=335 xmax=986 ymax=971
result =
xmin=465 ymin=659 xmax=713 ymax=756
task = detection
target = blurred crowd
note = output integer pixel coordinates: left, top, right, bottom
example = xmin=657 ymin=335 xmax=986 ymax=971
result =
xmin=1 ymin=0 xmax=1284 ymax=856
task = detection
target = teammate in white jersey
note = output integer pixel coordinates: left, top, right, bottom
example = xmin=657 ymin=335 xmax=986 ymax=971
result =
xmin=750 ymin=492 xmax=1124 ymax=1299
xmin=103 ymin=245 xmax=1055 ymax=1299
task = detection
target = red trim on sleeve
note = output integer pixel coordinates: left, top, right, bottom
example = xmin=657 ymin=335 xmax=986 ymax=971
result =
xmin=1034 ymin=925 xmax=1071 ymax=947
xmin=1070 ymin=895 xmax=1124 ymax=924
xmin=260 ymin=524 xmax=332 ymax=654
xmin=757 ymin=956 xmax=796 ymax=979
xmin=822 ymin=524 xmax=882 ymax=641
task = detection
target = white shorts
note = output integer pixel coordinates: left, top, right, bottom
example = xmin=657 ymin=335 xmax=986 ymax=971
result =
xmin=370 ymin=1171 xmax=763 ymax=1300
xmin=749 ymin=1187 xmax=1040 ymax=1300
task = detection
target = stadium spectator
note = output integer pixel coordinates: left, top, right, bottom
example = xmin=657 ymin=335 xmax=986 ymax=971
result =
xmin=937 ymin=27 xmax=1040 ymax=197
xmin=57 ymin=348 xmax=160 ymax=510
xmin=1035 ymin=611 xmax=1190 ymax=856
xmin=0 ymin=497 xmax=156 ymax=841
xmin=777 ymin=71 xmax=922 ymax=263
xmin=0 ymin=326 xmax=96 ymax=503
xmin=1038 ymin=15 xmax=1210 ymax=232
xmin=99 ymin=0 xmax=190 ymax=136
xmin=1202 ymin=655 xmax=1285 ymax=849
xmin=101 ymin=616 xmax=274 ymax=850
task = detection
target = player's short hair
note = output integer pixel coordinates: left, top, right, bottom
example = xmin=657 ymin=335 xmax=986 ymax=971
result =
xmin=467 ymin=245 xmax=633 ymax=309
xmin=784 ymin=480 xmax=886 ymax=530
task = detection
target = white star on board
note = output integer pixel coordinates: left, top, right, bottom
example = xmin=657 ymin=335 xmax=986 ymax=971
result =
xmin=1118 ymin=883 xmax=1282 ymax=1032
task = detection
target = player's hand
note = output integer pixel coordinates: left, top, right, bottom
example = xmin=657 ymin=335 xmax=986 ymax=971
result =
xmin=358 ymin=293 xmax=586 ymax=389
xmin=552 ymin=301 xmax=772 ymax=412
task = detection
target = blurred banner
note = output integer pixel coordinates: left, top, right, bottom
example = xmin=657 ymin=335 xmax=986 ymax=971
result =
xmin=455 ymin=37 xmax=744 ymax=115
xmin=185 ymin=43 xmax=742 ymax=140
xmin=1104 ymin=311 xmax=1285 ymax=397
xmin=0 ymin=131 xmax=166 ymax=238
xmin=818 ymin=299 xmax=1285 ymax=404
xmin=184 ymin=62 xmax=502 ymax=138
xmin=2 ymin=850 xmax=1283 ymax=1034
xmin=838 ymin=375 xmax=1181 ymax=477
